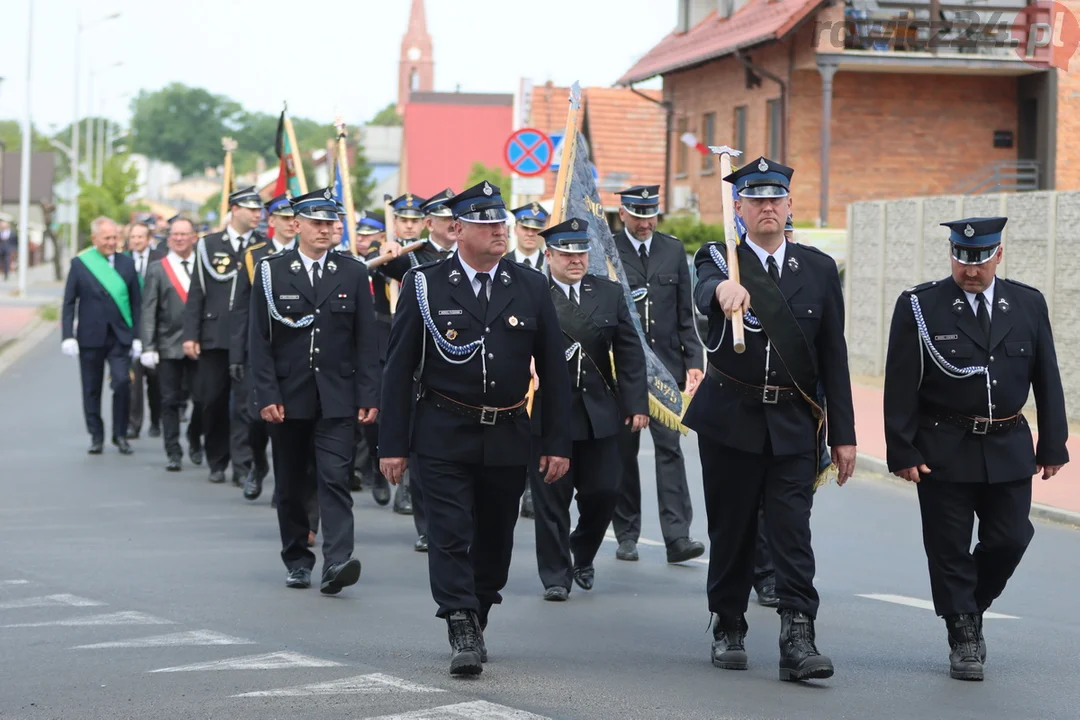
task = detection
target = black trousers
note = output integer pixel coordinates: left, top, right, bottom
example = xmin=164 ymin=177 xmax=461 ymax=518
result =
xmin=230 ymin=371 xmax=256 ymax=477
xmin=408 ymin=453 xmax=429 ymax=537
xmin=268 ymin=416 xmax=355 ymax=572
xmin=614 ymin=421 xmax=693 ymax=545
xmin=128 ymin=361 xmax=161 ymax=434
xmin=78 ymin=330 xmax=131 ymax=442
xmin=532 ymin=435 xmax=621 ymax=590
xmin=195 ymin=349 xmax=231 ymax=472
xmin=699 ymin=437 xmax=819 ymax=618
xmin=247 ymin=390 xmax=270 ymax=476
xmin=754 ymin=500 xmax=775 ymax=586
xmin=414 ymin=454 xmax=525 ymax=619
xmin=158 ymin=358 xmax=203 ymax=459
xmin=917 ymin=478 xmax=1034 ymax=616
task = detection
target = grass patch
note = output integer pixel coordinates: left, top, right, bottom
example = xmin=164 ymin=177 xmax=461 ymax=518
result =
xmin=39 ymin=304 xmax=59 ymax=323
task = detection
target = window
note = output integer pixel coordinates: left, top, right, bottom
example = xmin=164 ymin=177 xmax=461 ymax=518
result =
xmin=701 ymin=112 xmax=716 ymax=173
xmin=410 ymin=69 xmax=420 ymax=92
xmin=676 ymin=117 xmax=689 ymax=176
xmin=734 ymin=106 xmax=747 ymax=158
xmin=767 ymin=99 xmax=783 ymax=159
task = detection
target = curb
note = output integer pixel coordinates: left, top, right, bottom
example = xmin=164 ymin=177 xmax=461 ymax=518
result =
xmin=856 ymin=452 xmax=1080 ymax=530
xmin=0 ymin=307 xmax=57 ymax=377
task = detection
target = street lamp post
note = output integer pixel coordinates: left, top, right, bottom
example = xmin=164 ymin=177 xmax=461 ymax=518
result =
xmin=17 ymin=0 xmax=34 ymax=297
xmin=90 ymin=60 xmax=123 ymax=186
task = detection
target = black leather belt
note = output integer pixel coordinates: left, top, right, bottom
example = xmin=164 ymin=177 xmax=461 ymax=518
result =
xmin=423 ymin=389 xmax=528 ymax=426
xmin=706 ymin=364 xmax=800 ymax=404
xmin=924 ymin=405 xmax=1022 ymax=435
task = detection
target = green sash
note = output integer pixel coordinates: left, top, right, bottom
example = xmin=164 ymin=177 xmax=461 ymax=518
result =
xmin=79 ymin=248 xmax=132 ymax=327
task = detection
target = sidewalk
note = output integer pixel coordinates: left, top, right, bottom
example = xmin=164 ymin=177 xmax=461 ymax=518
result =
xmin=0 ymin=263 xmax=64 ymax=361
xmin=852 ymin=380 xmax=1080 ymax=524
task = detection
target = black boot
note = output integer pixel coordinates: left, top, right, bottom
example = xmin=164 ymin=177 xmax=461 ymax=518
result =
xmin=975 ymin=609 xmax=987 ymax=662
xmin=778 ymin=609 xmax=834 ymax=682
xmin=945 ymin=614 xmax=984 ymax=681
xmin=473 ymin=610 xmax=488 ymax=664
xmin=520 ymin=485 xmax=534 ymax=518
xmin=243 ymin=469 xmax=263 ymax=501
xmin=711 ymin=614 xmax=749 ymax=670
xmin=446 ymin=610 xmax=483 ymax=676
xmin=394 ymin=484 xmax=414 ymax=515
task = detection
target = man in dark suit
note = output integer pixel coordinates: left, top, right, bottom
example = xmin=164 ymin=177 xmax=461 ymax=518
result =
xmin=379 ymin=181 xmax=572 ymax=677
xmin=884 ymin=216 xmax=1069 ymax=681
xmin=0 ymin=219 xmax=16 ymax=281
xmin=686 ymin=157 xmax=856 ymax=682
xmin=183 ymin=186 xmax=266 ymax=485
xmin=374 ymin=189 xmax=458 ymax=551
xmin=529 ymin=218 xmax=648 ymax=601
xmin=507 ymin=202 xmax=550 ymax=521
xmin=611 ymin=185 xmax=705 ymax=564
xmin=125 ymin=222 xmax=166 ymax=440
xmin=139 ymin=217 xmax=203 ymax=471
xmin=61 ymin=216 xmax=142 ymax=455
xmin=249 ymin=188 xmax=381 ymax=594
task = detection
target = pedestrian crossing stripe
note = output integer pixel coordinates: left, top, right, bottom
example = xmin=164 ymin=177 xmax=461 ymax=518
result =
xmin=363 ymin=701 xmax=551 ymax=720
xmin=149 ymin=651 xmax=343 ymax=673
xmin=0 ymin=594 xmax=105 ymax=610
xmin=2 ymin=611 xmax=173 ymax=628
xmin=233 ymin=673 xmax=445 ymax=697
xmin=856 ymin=594 xmax=1020 ymax=619
xmin=74 ymin=630 xmax=255 ymax=649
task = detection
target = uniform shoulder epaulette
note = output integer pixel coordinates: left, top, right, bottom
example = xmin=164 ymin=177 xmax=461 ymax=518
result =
xmin=587 ymin=273 xmax=621 ymax=289
xmin=795 ymin=243 xmax=830 ymax=259
xmin=1001 ymin=277 xmax=1042 ymax=295
xmin=262 ymin=251 xmax=290 ymax=262
xmin=655 ymin=230 xmax=679 ymax=242
xmin=901 ymin=280 xmax=940 ymax=295
xmin=244 ymin=241 xmax=267 ymax=255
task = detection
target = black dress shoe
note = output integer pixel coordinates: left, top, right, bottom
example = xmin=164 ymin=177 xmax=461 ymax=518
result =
xmin=208 ymin=469 xmax=226 ymax=484
xmin=666 ymin=537 xmax=706 ymax=564
xmin=414 ymin=535 xmax=428 ymax=553
xmin=189 ymin=445 xmax=204 ymax=466
xmin=231 ymin=471 xmax=244 ymax=488
xmin=755 ymin=582 xmax=779 ymax=607
xmin=148 ymin=425 xmax=161 ymax=438
xmin=88 ymin=440 xmax=104 ymax=455
xmin=615 ymin=540 xmax=639 ymax=561
xmin=573 ymin=565 xmax=595 ymax=591
xmin=321 ymin=558 xmax=362 ymax=595
xmin=543 ymin=586 xmax=569 ymax=602
xmin=286 ymin=567 xmax=312 ymax=589
xmin=243 ymin=470 xmax=263 ymax=501
xmin=393 ymin=485 xmax=414 ymax=515
xmin=520 ymin=485 xmax=535 ymax=518
xmin=166 ymin=456 xmax=182 ymax=472
xmin=125 ymin=428 xmax=139 ymax=440
xmin=112 ymin=437 xmax=134 ymax=455
xmin=372 ymin=475 xmax=391 ymax=506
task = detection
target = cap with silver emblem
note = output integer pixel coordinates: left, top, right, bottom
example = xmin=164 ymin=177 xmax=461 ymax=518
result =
xmin=447 ymin=181 xmax=509 ymax=224
xmin=940 ymin=216 xmax=1007 ymax=265
xmin=539 ymin=217 xmax=591 ymax=254
xmin=290 ymin=188 xmax=340 ymax=221
xmin=616 ymin=185 xmax=661 ymax=218
xmin=723 ymin=157 xmax=793 ymax=198
xmin=229 ymin=186 xmax=264 ymax=209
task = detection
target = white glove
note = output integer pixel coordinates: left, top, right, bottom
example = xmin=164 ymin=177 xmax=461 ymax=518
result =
xmin=131 ymin=339 xmax=143 ymax=359
xmin=61 ymin=338 xmax=79 ymax=357
xmin=140 ymin=351 xmax=159 ymax=369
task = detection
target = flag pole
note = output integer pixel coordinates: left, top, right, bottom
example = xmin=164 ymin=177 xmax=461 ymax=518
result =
xmin=283 ymin=107 xmax=308 ymax=194
xmin=334 ymin=116 xmax=359 ymax=256
xmin=217 ymin=137 xmax=237 ymax=232
xmin=384 ymin=193 xmax=400 ymax=314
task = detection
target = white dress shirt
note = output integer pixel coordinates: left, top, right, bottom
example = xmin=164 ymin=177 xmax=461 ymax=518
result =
xmin=226 ymin=226 xmax=253 ymax=255
xmin=299 ymin=250 xmax=328 ymax=286
xmin=552 ymin=277 xmax=582 ymax=303
xmin=131 ymin=248 xmax=151 ymax=275
xmin=963 ymin=278 xmax=996 ymax=319
xmin=165 ymin=251 xmax=193 ymax=292
xmin=744 ymin=237 xmax=788 ymax=278
xmin=625 ymin=228 xmax=653 ymax=257
xmin=458 ymin=256 xmax=497 ymax=300
xmin=515 ymin=249 xmax=542 ymax=268
xmin=270 ymin=239 xmax=295 ymax=254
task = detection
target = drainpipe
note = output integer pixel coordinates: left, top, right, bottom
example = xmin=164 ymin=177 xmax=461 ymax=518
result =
xmin=629 ymin=82 xmax=674 ymax=216
xmin=734 ymin=49 xmax=787 ymax=164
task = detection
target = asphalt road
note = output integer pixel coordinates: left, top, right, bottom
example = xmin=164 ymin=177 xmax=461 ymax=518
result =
xmin=2 ymin=329 xmax=1078 ymax=720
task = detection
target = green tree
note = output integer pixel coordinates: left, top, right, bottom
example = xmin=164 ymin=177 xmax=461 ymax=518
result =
xmin=463 ymin=162 xmax=512 ymax=195
xmin=656 ymin=215 xmax=725 ymax=256
xmin=0 ymin=119 xmax=53 ymax=153
xmin=129 ymin=83 xmax=242 ymax=175
xmin=369 ymin=103 xmax=402 ymax=127
xmin=350 ymin=139 xmax=377 ymax=212
xmin=200 ymin=191 xmax=222 ymax=220
xmin=77 ymin=154 xmax=141 ymax=245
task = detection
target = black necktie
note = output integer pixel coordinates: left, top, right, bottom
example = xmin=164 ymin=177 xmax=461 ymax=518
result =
xmin=975 ymin=293 xmax=991 ymax=340
xmin=136 ymin=255 xmax=143 ymax=276
xmin=476 ymin=273 xmax=490 ymax=316
xmin=440 ymin=249 xmax=451 ymax=259
xmin=638 ymin=244 xmax=649 ymax=272
xmin=523 ymin=257 xmax=532 ymax=268
xmin=181 ymin=260 xmax=190 ymax=278
xmin=767 ymin=256 xmax=781 ymax=285
xmin=312 ymin=261 xmax=322 ymax=290
xmin=569 ymin=286 xmax=579 ymax=305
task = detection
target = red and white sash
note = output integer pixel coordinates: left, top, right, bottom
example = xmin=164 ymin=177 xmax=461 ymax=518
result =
xmin=161 ymin=255 xmax=191 ymax=303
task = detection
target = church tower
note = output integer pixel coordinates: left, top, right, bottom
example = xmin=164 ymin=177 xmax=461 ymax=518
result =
xmin=398 ymin=0 xmax=434 ymax=115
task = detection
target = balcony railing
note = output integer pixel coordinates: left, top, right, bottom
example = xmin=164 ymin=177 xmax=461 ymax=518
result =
xmin=946 ymin=160 xmax=1041 ymax=194
xmin=842 ymin=0 xmax=1031 ymax=56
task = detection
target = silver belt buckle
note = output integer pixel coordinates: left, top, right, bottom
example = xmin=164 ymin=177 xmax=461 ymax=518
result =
xmin=972 ymin=417 xmax=990 ymax=435
xmin=480 ymin=406 xmax=499 ymax=426
xmin=762 ymin=386 xmax=780 ymax=404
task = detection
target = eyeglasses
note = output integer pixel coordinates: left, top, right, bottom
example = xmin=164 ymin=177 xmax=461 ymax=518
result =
xmin=169 ymin=232 xmax=195 ymax=238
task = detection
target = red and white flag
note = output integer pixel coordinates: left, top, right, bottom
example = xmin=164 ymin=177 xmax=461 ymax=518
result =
xmin=681 ymin=132 xmax=710 ymax=156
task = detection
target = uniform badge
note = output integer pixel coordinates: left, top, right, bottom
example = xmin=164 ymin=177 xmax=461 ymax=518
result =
xmin=327 ymin=259 xmax=338 ymax=274
xmin=531 ymin=202 xmax=541 ymax=215
xmin=406 ymin=193 xmax=414 ymax=207
xmin=446 ymin=328 xmax=458 ymax=340
xmin=448 ymin=268 xmax=462 ymax=285
xmin=998 ymin=297 xmax=1010 ymax=313
xmin=952 ymin=298 xmax=965 ymax=313
xmin=278 ymin=294 xmax=300 ymax=300
xmin=787 ymin=256 xmax=799 ymax=272
xmin=482 ymin=182 xmax=493 ymax=196
xmin=640 ymin=188 xmax=649 ymax=199
xmin=571 ymin=219 xmax=579 ymax=230
xmin=508 ymin=316 xmax=519 ymax=327
xmin=323 ymin=189 xmax=333 ymax=200
xmin=500 ymin=269 xmax=511 ymax=285
xmin=290 ymin=260 xmax=302 ymax=274
xmin=338 ymin=293 xmax=348 ymax=299
xmin=963 ymin=224 xmax=975 ymax=238
xmin=758 ymin=158 xmax=769 ymax=172
xmin=438 ymin=309 xmax=463 ymax=316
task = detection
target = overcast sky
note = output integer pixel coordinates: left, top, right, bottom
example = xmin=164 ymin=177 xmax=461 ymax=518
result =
xmin=0 ymin=0 xmax=669 ymax=134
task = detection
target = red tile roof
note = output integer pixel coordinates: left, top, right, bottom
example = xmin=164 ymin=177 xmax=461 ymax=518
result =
xmin=618 ymin=0 xmax=824 ymax=85
xmin=526 ymin=84 xmax=665 ymax=211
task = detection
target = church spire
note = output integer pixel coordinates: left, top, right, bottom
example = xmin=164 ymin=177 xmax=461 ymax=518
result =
xmin=398 ymin=0 xmax=434 ymax=114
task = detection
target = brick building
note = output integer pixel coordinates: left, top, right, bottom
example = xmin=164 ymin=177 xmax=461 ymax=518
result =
xmin=618 ymin=0 xmax=1072 ymax=228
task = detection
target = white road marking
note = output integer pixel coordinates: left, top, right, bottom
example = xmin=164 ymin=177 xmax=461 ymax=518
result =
xmin=3 ymin=611 xmax=173 ymax=628
xmin=74 ymin=630 xmax=255 ymax=649
xmin=364 ymin=701 xmax=551 ymax=720
xmin=0 ymin=594 xmax=105 ymax=610
xmin=0 ymin=580 xmax=30 ymax=585
xmin=603 ymin=532 xmax=710 ymax=565
xmin=149 ymin=651 xmax=343 ymax=673
xmin=856 ymin=594 xmax=1020 ymax=619
xmin=234 ymin=672 xmax=445 ymax=698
